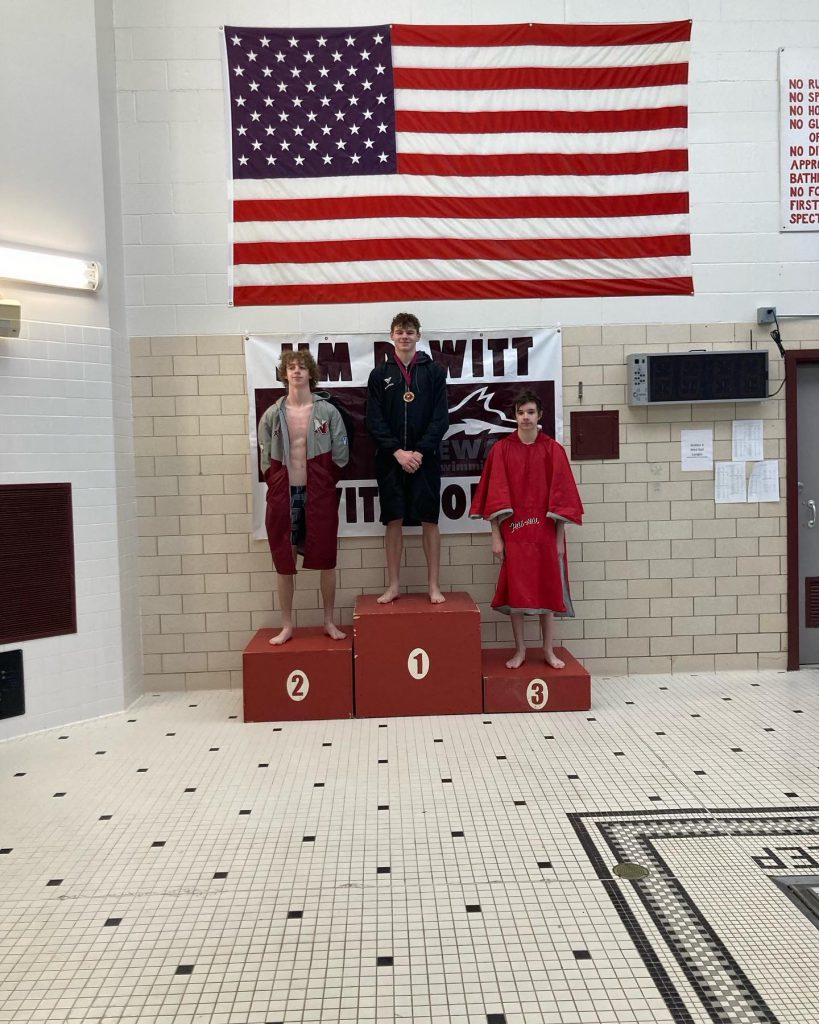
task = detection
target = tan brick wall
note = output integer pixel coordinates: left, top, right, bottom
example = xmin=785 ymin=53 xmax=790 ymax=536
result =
xmin=131 ymin=324 xmax=815 ymax=689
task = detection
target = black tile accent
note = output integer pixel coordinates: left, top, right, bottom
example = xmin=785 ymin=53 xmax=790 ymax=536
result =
xmin=614 ymin=751 xmax=625 ymax=757
xmin=441 ymin=777 xmax=452 ymax=783
xmin=13 ymin=772 xmax=25 ymax=777
xmin=166 ymin=733 xmax=176 ymax=737
xmin=764 ymin=727 xmax=775 ymax=732
xmin=721 ymin=697 xmax=733 ymax=701
xmin=649 ymin=796 xmax=662 ymax=802
xmin=731 ymin=748 xmax=743 ymax=752
xmin=451 ymin=830 xmax=464 ymax=838
xmin=378 ymin=804 xmax=389 ymax=810
xmin=303 ymin=835 xmax=315 ymax=843
xmin=0 ymin=849 xmax=11 ymax=854
xmin=53 ymin=792 xmax=65 ymax=798
xmin=537 ymin=860 xmax=552 ymax=869
xmin=486 ymin=1015 xmax=507 ymax=1024
xmin=659 ymin=686 xmax=668 ymax=690
xmin=104 ymin=918 xmax=121 ymax=927
xmin=655 ymin=731 xmax=666 ymax=736
xmin=127 ymin=719 xmax=136 ymax=723
xmin=378 ymin=724 xmax=387 ymax=728
xmin=228 ymin=715 xmax=238 ymax=719
xmin=378 ymin=759 xmax=388 ymax=764
xmin=287 ymin=910 xmax=303 ymax=919
xmin=151 ymin=841 xmax=166 ymax=848
xmin=690 ymin=714 xmax=701 ymax=718
xmin=59 ymin=736 xmax=68 ymax=740
xmin=514 ymin=800 xmax=526 ymax=806
xmin=693 ymin=771 xmax=706 ymax=776
xmin=188 ymin=704 xmax=198 ymax=707
xmin=377 ymin=866 xmax=390 ymax=874
xmin=496 ymin=755 xmax=507 ymax=761
xmin=210 ymin=747 xmax=220 ymax=752
xmin=137 ymin=768 xmax=148 ymax=773
xmin=314 ymin=782 xmax=324 ymax=788
xmin=751 ymin=682 xmax=761 ymax=686
xmin=586 ymin=717 xmax=596 ymax=722
xmin=258 ymin=763 xmax=269 ymax=768
xmin=625 ymin=701 xmax=635 ymax=705
xmin=322 ymin=742 xmax=332 ymax=747
xmin=99 ymin=815 xmax=112 ymax=821
xmin=376 ymin=956 xmax=393 ymax=966
xmin=273 ymin=726 xmax=282 ymax=731
xmin=239 ymin=809 xmax=251 ymax=815
xmin=785 ymin=792 xmax=799 ymax=798
xmin=184 ymin=787 xmax=196 ymax=793
xmin=95 ymin=751 xmax=106 ymax=755
xmin=573 ymin=949 xmax=592 ymax=960
xmin=568 ymin=774 xmax=579 ymax=780
xmin=213 ymin=871 xmax=228 ymax=879
xmin=466 ymin=904 xmax=481 ymax=913
xmin=794 ymin=709 xmax=804 ymax=714
xmin=175 ymin=965 xmax=194 ymax=975
xmin=544 ymin=735 xmax=555 ymax=740
xmin=46 ymin=879 xmax=62 ymax=886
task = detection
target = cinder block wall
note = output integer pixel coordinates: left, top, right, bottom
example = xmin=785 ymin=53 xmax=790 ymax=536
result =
xmin=132 ymin=321 xmax=808 ymax=690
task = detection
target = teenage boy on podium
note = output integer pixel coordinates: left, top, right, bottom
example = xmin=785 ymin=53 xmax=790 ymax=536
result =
xmin=258 ymin=349 xmax=349 ymax=645
xmin=470 ymin=389 xmax=583 ymax=669
xmin=366 ymin=313 xmax=449 ymax=604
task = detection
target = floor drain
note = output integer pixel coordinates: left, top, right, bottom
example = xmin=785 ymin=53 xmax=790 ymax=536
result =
xmin=613 ymin=861 xmax=650 ymax=879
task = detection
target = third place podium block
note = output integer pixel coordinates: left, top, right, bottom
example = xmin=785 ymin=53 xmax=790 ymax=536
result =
xmin=482 ymin=647 xmax=591 ymax=713
xmin=243 ymin=627 xmax=354 ymax=723
xmin=353 ymin=592 xmax=483 ymax=718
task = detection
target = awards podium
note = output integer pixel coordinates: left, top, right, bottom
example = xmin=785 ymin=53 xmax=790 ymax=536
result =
xmin=481 ymin=647 xmax=591 ymax=713
xmin=242 ymin=626 xmax=354 ymax=722
xmin=242 ymin=595 xmax=591 ymax=722
xmin=352 ymin=591 xmax=483 ymax=718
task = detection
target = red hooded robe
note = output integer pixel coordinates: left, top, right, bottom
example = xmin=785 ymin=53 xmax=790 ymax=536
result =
xmin=470 ymin=431 xmax=583 ymax=614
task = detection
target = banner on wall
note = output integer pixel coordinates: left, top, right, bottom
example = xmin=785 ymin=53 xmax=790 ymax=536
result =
xmin=223 ymin=22 xmax=693 ymax=305
xmin=245 ymin=329 xmax=562 ymax=537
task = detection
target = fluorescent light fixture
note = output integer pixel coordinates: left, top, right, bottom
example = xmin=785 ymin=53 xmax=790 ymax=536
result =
xmin=0 ymin=245 xmax=101 ymax=291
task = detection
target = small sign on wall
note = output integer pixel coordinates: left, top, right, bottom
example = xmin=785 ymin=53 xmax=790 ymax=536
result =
xmin=780 ymin=48 xmax=819 ymax=231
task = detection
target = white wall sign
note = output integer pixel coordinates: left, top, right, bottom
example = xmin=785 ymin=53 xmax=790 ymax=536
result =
xmin=780 ymin=48 xmax=819 ymax=231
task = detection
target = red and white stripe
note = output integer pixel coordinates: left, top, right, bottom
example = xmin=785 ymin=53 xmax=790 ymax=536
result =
xmin=232 ymin=20 xmax=692 ymax=306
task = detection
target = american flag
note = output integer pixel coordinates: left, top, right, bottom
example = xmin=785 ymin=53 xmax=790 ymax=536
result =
xmin=224 ymin=22 xmax=692 ymax=306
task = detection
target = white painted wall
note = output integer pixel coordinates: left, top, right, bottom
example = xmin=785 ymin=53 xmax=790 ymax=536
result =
xmin=0 ymin=0 xmax=142 ymax=737
xmin=113 ymin=0 xmax=819 ymax=337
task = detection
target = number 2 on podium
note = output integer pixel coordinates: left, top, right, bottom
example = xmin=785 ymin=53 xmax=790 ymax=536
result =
xmin=407 ymin=647 xmax=430 ymax=680
xmin=287 ymin=669 xmax=309 ymax=701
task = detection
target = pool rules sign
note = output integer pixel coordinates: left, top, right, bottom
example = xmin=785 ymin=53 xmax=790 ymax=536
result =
xmin=780 ymin=49 xmax=819 ymax=230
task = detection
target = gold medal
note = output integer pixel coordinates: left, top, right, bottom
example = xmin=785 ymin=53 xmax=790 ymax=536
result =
xmin=403 ymin=391 xmax=415 ymax=403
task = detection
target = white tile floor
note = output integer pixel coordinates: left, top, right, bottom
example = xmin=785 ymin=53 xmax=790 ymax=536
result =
xmin=2 ymin=668 xmax=819 ymax=1024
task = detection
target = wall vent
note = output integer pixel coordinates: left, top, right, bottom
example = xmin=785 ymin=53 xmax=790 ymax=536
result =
xmin=806 ymin=577 xmax=819 ymax=629
xmin=0 ymin=483 xmax=76 ymax=644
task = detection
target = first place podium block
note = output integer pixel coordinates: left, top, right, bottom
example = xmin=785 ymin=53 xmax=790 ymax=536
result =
xmin=243 ymin=627 xmax=354 ymax=723
xmin=482 ymin=647 xmax=591 ymax=713
xmin=353 ymin=592 xmax=483 ymax=718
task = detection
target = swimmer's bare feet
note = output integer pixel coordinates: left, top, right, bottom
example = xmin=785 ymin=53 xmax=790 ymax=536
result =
xmin=324 ymin=621 xmax=347 ymax=641
xmin=269 ymin=625 xmax=294 ymax=645
xmin=505 ymin=650 xmax=526 ymax=670
xmin=429 ymin=587 xmax=446 ymax=604
xmin=377 ymin=585 xmax=400 ymax=604
xmin=544 ymin=648 xmax=565 ymax=670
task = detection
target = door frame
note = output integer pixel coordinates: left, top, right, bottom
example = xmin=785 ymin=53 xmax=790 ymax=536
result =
xmin=785 ymin=348 xmax=819 ymax=669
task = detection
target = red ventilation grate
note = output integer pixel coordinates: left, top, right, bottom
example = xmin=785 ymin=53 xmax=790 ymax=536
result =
xmin=0 ymin=483 xmax=76 ymax=644
xmin=806 ymin=577 xmax=819 ymax=629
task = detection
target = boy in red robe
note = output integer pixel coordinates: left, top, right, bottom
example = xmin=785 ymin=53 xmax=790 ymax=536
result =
xmin=470 ymin=390 xmax=583 ymax=670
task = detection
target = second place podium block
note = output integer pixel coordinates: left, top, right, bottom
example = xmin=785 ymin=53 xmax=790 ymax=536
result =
xmin=243 ymin=627 xmax=354 ymax=722
xmin=353 ymin=592 xmax=483 ymax=718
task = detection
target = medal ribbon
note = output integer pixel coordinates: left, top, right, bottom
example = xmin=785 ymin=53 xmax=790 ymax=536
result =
xmin=393 ymin=352 xmax=417 ymax=392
